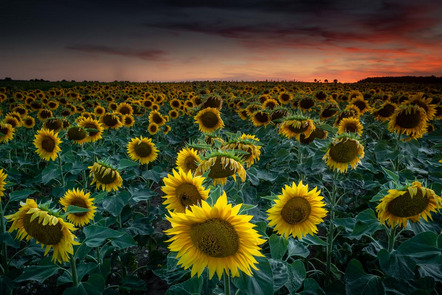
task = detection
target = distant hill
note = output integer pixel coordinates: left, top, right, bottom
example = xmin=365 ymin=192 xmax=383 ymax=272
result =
xmin=358 ymin=76 xmax=442 ymax=83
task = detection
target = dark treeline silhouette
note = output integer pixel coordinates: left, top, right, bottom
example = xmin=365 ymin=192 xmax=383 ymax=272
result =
xmin=358 ymin=76 xmax=442 ymax=83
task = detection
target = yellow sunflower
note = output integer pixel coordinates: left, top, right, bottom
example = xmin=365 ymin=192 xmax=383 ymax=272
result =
xmin=277 ymin=92 xmax=293 ymax=104
xmin=148 ymin=123 xmax=159 ymax=135
xmin=194 ymin=107 xmax=224 ymax=133
xmin=100 ymin=113 xmax=122 ymax=129
xmin=250 ymin=111 xmax=271 ymax=127
xmin=377 ymin=181 xmax=442 ymax=228
xmin=222 ymin=134 xmax=261 ymax=168
xmin=127 ymin=136 xmax=158 ymax=165
xmin=43 ymin=118 xmax=64 ymax=132
xmin=195 ymin=151 xmax=246 ymax=185
xmin=6 ymin=199 xmax=79 ymax=263
xmin=94 ymin=106 xmax=106 ymax=116
xmin=176 ymin=147 xmax=201 ymax=173
xmin=168 ymin=109 xmax=179 ymax=120
xmin=60 ymin=188 xmax=96 ymax=227
xmin=0 ymin=169 xmax=6 ymax=199
xmin=337 ymin=117 xmax=363 ymax=136
xmin=33 ymin=128 xmax=62 ymax=161
xmin=89 ymin=161 xmax=123 ymax=192
xmin=66 ymin=126 xmax=88 ymax=145
xmin=3 ymin=115 xmax=21 ymax=128
xmin=406 ymin=93 xmax=437 ymax=120
xmin=262 ymin=98 xmax=279 ymax=110
xmin=0 ymin=123 xmax=15 ymax=143
xmin=349 ymin=97 xmax=371 ymax=115
xmin=162 ymin=169 xmax=210 ymax=213
xmin=121 ymin=114 xmax=135 ymax=127
xmin=78 ymin=118 xmax=104 ymax=143
xmin=116 ymin=102 xmax=133 ymax=116
xmin=372 ymin=102 xmax=396 ymax=121
xmin=149 ymin=110 xmax=166 ymax=126
xmin=267 ymin=181 xmax=327 ymax=239
xmin=388 ymin=104 xmax=428 ymax=140
xmin=323 ymin=135 xmax=364 ymax=173
xmin=22 ymin=115 xmax=36 ymax=129
xmin=165 ymin=192 xmax=265 ymax=279
xmin=279 ymin=118 xmax=315 ymax=140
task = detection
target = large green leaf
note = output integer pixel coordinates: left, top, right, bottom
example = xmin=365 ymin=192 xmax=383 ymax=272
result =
xmin=396 ymin=232 xmax=440 ymax=262
xmin=15 ymin=265 xmax=60 ymax=283
xmin=83 ymin=225 xmax=125 ymax=247
xmin=41 ymin=165 xmax=61 ymax=185
xmin=269 ymin=234 xmax=288 ymax=259
xmin=285 ymin=260 xmax=306 ymax=294
xmin=232 ymin=257 xmax=273 ymax=295
xmin=348 ymin=209 xmax=382 ymax=240
xmin=377 ymin=249 xmax=416 ymax=280
xmin=287 ymin=238 xmax=309 ymax=258
xmin=8 ymin=189 xmax=37 ymax=202
xmin=166 ymin=275 xmax=203 ymax=295
xmin=269 ymin=259 xmax=288 ymax=292
xmin=300 ymin=278 xmax=325 ymax=295
xmin=345 ymin=259 xmax=384 ymax=295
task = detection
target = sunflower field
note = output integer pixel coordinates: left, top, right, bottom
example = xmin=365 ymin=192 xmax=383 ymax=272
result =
xmin=0 ymin=81 xmax=441 ymax=294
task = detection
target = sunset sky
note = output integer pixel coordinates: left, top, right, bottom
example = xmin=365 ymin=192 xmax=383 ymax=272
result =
xmin=1 ymin=0 xmax=441 ymax=82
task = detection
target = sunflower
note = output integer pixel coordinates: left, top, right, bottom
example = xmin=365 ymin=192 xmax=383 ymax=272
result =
xmin=298 ymin=97 xmax=315 ymax=112
xmin=300 ymin=128 xmax=328 ymax=145
xmin=251 ymin=110 xmax=271 ymax=127
xmin=267 ymin=181 xmax=327 ymax=239
xmin=406 ymin=93 xmax=437 ymax=120
xmin=3 ymin=115 xmax=21 ymax=128
xmin=94 ymin=106 xmax=106 ymax=116
xmin=195 ymin=151 xmax=246 ymax=185
xmin=169 ymin=109 xmax=179 ymax=120
xmin=376 ymin=181 xmax=442 ymax=228
xmin=60 ymin=188 xmax=96 ymax=227
xmin=176 ymin=147 xmax=201 ymax=173
xmin=66 ymin=126 xmax=88 ymax=144
xmin=6 ymin=199 xmax=79 ymax=263
xmin=194 ymin=107 xmax=224 ymax=133
xmin=34 ymin=129 xmax=62 ymax=161
xmin=0 ymin=169 xmax=6 ymax=199
xmin=279 ymin=118 xmax=315 ymax=140
xmin=149 ymin=110 xmax=166 ymax=126
xmin=222 ymin=134 xmax=261 ymax=168
xmin=121 ymin=114 xmax=135 ymax=127
xmin=43 ymin=118 xmax=64 ymax=132
xmin=349 ymin=97 xmax=370 ymax=115
xmin=200 ymin=95 xmax=223 ymax=110
xmin=323 ymin=134 xmax=364 ymax=173
xmin=162 ymin=169 xmax=210 ymax=213
xmin=116 ymin=102 xmax=133 ymax=116
xmin=262 ymin=98 xmax=279 ymax=110
xmin=22 ymin=116 xmax=36 ymax=128
xmin=165 ymin=192 xmax=265 ymax=279
xmin=372 ymin=102 xmax=396 ymax=121
xmin=78 ymin=118 xmax=104 ymax=143
xmin=100 ymin=113 xmax=122 ymax=129
xmin=337 ymin=117 xmax=363 ymax=136
xmin=127 ymin=136 xmax=158 ymax=165
xmin=0 ymin=123 xmax=14 ymax=143
xmin=388 ymin=104 xmax=428 ymax=140
xmin=89 ymin=161 xmax=123 ymax=192
xmin=278 ymin=92 xmax=293 ymax=104
xmin=319 ymin=103 xmax=339 ymax=120
xmin=148 ymin=123 xmax=159 ymax=135
xmin=37 ymin=109 xmax=53 ymax=121
xmin=163 ymin=125 xmax=171 ymax=135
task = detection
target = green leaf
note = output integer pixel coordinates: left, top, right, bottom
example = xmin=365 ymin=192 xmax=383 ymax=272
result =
xmin=238 ymin=204 xmax=257 ymax=214
xmin=152 ymin=252 xmax=190 ymax=285
xmin=320 ymin=124 xmax=338 ymax=133
xmin=121 ymin=275 xmax=146 ymax=292
xmin=15 ymin=265 xmax=60 ymax=283
xmin=110 ymin=233 xmax=137 ymax=249
xmin=129 ymin=188 xmax=156 ymax=202
xmin=377 ymin=249 xmax=416 ymax=280
xmin=381 ymin=166 xmax=399 ymax=182
xmin=119 ymin=158 xmax=139 ymax=169
xmin=285 ymin=260 xmax=306 ymax=294
xmin=347 ymin=209 xmax=382 ymax=240
xmin=300 ymin=278 xmax=325 ymax=295
xmin=142 ymin=165 xmax=167 ymax=183
xmin=287 ymin=238 xmax=309 ymax=258
xmin=269 ymin=259 xmax=288 ymax=292
xmin=101 ymin=192 xmax=130 ymax=217
xmin=8 ymin=189 xmax=37 ymax=202
xmin=83 ymin=225 xmax=125 ymax=247
xmin=232 ymin=256 xmax=274 ymax=295
xmin=345 ymin=259 xmax=384 ymax=295
xmin=301 ymin=234 xmax=327 ymax=246
xmin=0 ymin=232 xmax=20 ymax=248
xmin=42 ymin=165 xmax=61 ymax=185
xmin=269 ymin=234 xmax=288 ymax=260
xmin=166 ymin=275 xmax=203 ymax=295
xmin=65 ymin=205 xmax=90 ymax=214
xmin=396 ymin=232 xmax=440 ymax=262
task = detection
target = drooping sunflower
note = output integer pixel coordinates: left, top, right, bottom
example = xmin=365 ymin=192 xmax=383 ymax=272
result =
xmin=0 ymin=123 xmax=14 ymax=143
xmin=195 ymin=151 xmax=246 ymax=185
xmin=319 ymin=103 xmax=339 ymax=120
xmin=176 ymin=147 xmax=201 ymax=173
xmin=299 ymin=127 xmax=328 ymax=145
xmin=267 ymin=181 xmax=327 ymax=239
xmin=388 ymin=104 xmax=428 ymax=140
xmin=89 ymin=161 xmax=123 ymax=192
xmin=337 ymin=117 xmax=363 ymax=136
xmin=222 ymin=134 xmax=261 ymax=168
xmin=279 ymin=117 xmax=316 ymax=140
xmin=372 ymin=102 xmax=396 ymax=121
xmin=33 ymin=128 xmax=62 ymax=161
xmin=66 ymin=126 xmax=88 ymax=144
xmin=6 ymin=199 xmax=79 ymax=263
xmin=60 ymin=188 xmax=96 ymax=227
xmin=165 ymin=192 xmax=265 ymax=279
xmin=0 ymin=169 xmax=6 ymax=199
xmin=377 ymin=181 xmax=442 ymax=228
xmin=298 ymin=96 xmax=316 ymax=112
xmin=323 ymin=134 xmax=365 ymax=173
xmin=406 ymin=93 xmax=437 ymax=121
xmin=78 ymin=118 xmax=104 ymax=143
xmin=37 ymin=109 xmax=53 ymax=121
xmin=127 ymin=136 xmax=158 ymax=165
xmin=194 ymin=107 xmax=224 ymax=133
xmin=43 ymin=118 xmax=64 ymax=132
xmin=162 ymin=169 xmax=210 ymax=213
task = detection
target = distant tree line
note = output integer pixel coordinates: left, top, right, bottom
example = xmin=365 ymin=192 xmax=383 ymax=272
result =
xmin=358 ymin=76 xmax=442 ymax=83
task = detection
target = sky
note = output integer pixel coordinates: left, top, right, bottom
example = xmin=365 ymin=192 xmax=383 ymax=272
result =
xmin=1 ymin=0 xmax=441 ymax=83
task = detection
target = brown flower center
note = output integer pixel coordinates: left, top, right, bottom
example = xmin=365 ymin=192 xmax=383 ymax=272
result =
xmin=41 ymin=136 xmax=56 ymax=152
xmin=395 ymin=108 xmax=422 ymax=129
xmin=281 ymin=197 xmax=311 ymax=224
xmin=387 ymin=188 xmax=429 ymax=217
xmin=329 ymin=139 xmax=359 ymax=163
xmin=23 ymin=212 xmax=63 ymax=245
xmin=200 ymin=111 xmax=220 ymax=128
xmin=134 ymin=142 xmax=152 ymax=157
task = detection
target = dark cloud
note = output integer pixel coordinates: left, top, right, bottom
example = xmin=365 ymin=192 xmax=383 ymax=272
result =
xmin=65 ymin=44 xmax=168 ymax=62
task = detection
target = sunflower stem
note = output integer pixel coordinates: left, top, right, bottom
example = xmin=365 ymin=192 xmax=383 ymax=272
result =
xmin=224 ymin=272 xmax=230 ymax=295
xmin=70 ymin=256 xmax=78 ymax=287
xmin=8 ymin=150 xmax=12 ymax=169
xmin=0 ymin=201 xmax=9 ymax=274
xmin=325 ymin=172 xmax=338 ymax=284
xmin=58 ymin=155 xmax=65 ymax=187
xmin=387 ymin=225 xmax=397 ymax=252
